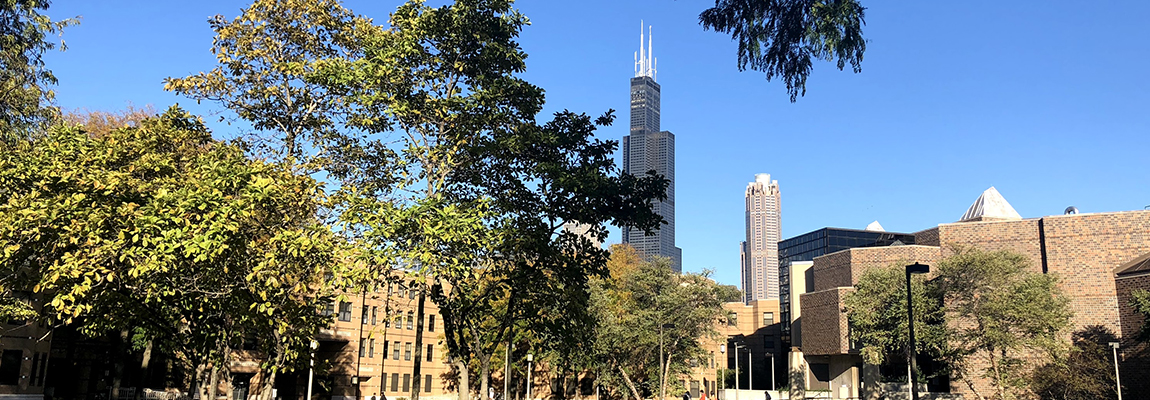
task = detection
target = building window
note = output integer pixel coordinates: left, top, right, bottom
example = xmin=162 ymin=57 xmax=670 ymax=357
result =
xmin=338 ymin=302 xmax=352 ymax=322
xmin=322 ymin=301 xmax=334 ymax=317
xmin=405 ymin=342 xmax=412 ymax=360
xmin=383 ymin=341 xmax=389 ymax=358
xmin=407 ymin=312 xmax=415 ymax=330
xmin=369 ymin=339 xmax=375 ymax=358
xmin=403 ymin=373 xmax=411 ymax=392
xmin=763 ymin=312 xmax=774 ymax=327
xmin=30 ymin=352 xmax=46 ymax=387
xmin=393 ymin=341 xmax=400 ymax=360
xmin=359 ymin=339 xmax=367 ymax=357
xmin=428 ymin=314 xmax=436 ymax=332
xmin=362 ymin=306 xmax=369 ymax=325
xmin=395 ymin=315 xmax=402 ymax=328
xmin=391 ymin=373 xmax=400 ymax=392
xmin=372 ymin=306 xmax=378 ymax=325
xmin=425 ymin=375 xmax=432 ymax=392
xmin=0 ymin=349 xmax=21 ymax=386
xmin=426 ymin=344 xmax=434 ymax=362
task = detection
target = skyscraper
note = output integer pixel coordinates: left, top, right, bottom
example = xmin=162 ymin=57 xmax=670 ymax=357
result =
xmin=742 ymin=173 xmax=781 ymax=302
xmin=622 ymin=22 xmax=682 ymax=272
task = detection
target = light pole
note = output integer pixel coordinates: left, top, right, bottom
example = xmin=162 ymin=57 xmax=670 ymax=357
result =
xmin=719 ymin=344 xmax=726 ymax=400
xmin=659 ymin=323 xmax=677 ymax=400
xmin=307 ymin=339 xmax=319 ymax=400
xmin=526 ymin=354 xmax=534 ymax=400
xmin=768 ymin=353 xmax=775 ymax=391
xmin=905 ymin=263 xmax=929 ymax=400
xmin=734 ymin=343 xmax=746 ymax=400
xmin=1110 ymin=342 xmax=1122 ymax=400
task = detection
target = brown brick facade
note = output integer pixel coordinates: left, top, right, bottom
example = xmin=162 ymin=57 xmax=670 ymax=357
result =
xmin=797 ymin=209 xmax=1150 ymax=398
xmin=800 ymin=288 xmax=852 ymax=356
xmin=811 ymin=246 xmax=941 ymax=292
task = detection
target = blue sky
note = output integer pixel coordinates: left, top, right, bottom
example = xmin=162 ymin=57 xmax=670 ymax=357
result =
xmin=45 ymin=0 xmax=1150 ymax=287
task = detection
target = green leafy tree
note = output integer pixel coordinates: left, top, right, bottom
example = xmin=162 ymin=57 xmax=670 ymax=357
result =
xmin=168 ymin=2 xmax=669 ymax=399
xmin=845 ymin=248 xmax=1073 ymax=400
xmin=1 ymin=0 xmax=79 ymax=137
xmin=1132 ymin=289 xmax=1150 ymax=342
xmin=699 ymin=0 xmax=866 ymax=101
xmin=934 ymin=247 xmax=1072 ymax=400
xmin=844 ymin=263 xmax=947 ymax=377
xmin=589 ymin=245 xmax=740 ymax=400
xmin=0 ymin=107 xmax=340 ymax=399
xmin=1031 ymin=325 xmax=1117 ymax=400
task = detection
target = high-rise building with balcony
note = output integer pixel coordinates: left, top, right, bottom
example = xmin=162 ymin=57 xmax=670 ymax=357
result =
xmin=622 ymin=22 xmax=682 ymax=272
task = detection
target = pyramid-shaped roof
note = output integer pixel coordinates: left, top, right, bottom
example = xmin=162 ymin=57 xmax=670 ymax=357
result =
xmin=960 ymin=187 xmax=1022 ymax=222
xmin=865 ymin=221 xmax=885 ymax=231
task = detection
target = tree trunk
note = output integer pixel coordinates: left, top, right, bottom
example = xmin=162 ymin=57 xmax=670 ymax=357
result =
xmin=989 ymin=349 xmax=1005 ymax=400
xmin=616 ymin=365 xmax=643 ymax=400
xmin=135 ymin=339 xmax=154 ymax=400
xmin=480 ymin=354 xmax=492 ymax=400
xmin=209 ymin=365 xmax=220 ymax=400
xmin=456 ymin=359 xmax=471 ymax=400
xmin=258 ymin=370 xmax=277 ymax=400
xmin=112 ymin=329 xmax=128 ymax=398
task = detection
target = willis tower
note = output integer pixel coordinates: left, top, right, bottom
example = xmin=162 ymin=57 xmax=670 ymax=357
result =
xmin=622 ymin=22 xmax=682 ymax=272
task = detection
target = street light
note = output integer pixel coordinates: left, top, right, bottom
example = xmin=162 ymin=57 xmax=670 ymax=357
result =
xmin=718 ymin=344 xmax=726 ymax=399
xmin=768 ymin=352 xmax=775 ymax=391
xmin=905 ymin=263 xmax=929 ymax=400
xmin=1110 ymin=342 xmax=1122 ymax=400
xmin=660 ymin=323 xmax=677 ymax=400
xmin=526 ymin=353 xmax=534 ymax=400
xmin=733 ymin=343 xmax=746 ymax=400
xmin=307 ymin=339 xmax=319 ymax=400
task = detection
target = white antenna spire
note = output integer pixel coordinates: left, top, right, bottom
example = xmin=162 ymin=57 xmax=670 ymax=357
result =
xmin=649 ymin=25 xmax=656 ymax=81
xmin=635 ymin=21 xmax=657 ymax=80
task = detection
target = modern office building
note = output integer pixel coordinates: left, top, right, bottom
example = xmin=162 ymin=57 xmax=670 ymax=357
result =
xmin=777 ymin=225 xmax=916 ymax=345
xmin=742 ymin=174 xmax=782 ymax=302
xmin=621 ymin=23 xmax=682 ymax=272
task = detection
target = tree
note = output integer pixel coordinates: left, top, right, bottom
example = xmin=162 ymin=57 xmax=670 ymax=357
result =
xmin=163 ymin=0 xmax=373 ymax=168
xmin=589 ymin=245 xmax=740 ymax=400
xmin=1 ymin=0 xmax=79 ymax=137
xmin=168 ymin=2 xmax=670 ymax=399
xmin=844 ymin=263 xmax=947 ymax=378
xmin=845 ymin=248 xmax=1073 ymax=400
xmin=1132 ymin=289 xmax=1150 ymax=342
xmin=699 ymin=0 xmax=866 ymax=101
xmin=1031 ymin=325 xmax=1117 ymax=400
xmin=0 ymin=107 xmax=341 ymax=399
xmin=61 ymin=104 xmax=157 ymax=137
xmin=934 ymin=247 xmax=1072 ymax=400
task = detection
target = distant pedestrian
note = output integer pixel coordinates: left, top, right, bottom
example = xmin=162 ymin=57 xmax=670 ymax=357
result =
xmin=683 ymin=392 xmax=690 ymax=400
xmin=763 ymin=390 xmax=771 ymax=400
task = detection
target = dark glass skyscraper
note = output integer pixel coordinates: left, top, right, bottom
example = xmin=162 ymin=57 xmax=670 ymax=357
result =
xmin=622 ymin=23 xmax=681 ymax=272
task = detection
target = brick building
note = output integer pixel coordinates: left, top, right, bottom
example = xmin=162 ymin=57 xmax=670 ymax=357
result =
xmin=789 ymin=187 xmax=1150 ymax=399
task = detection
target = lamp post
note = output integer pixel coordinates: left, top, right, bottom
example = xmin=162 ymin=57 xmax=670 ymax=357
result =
xmin=1110 ymin=342 xmax=1122 ymax=400
xmin=526 ymin=354 xmax=534 ymax=400
xmin=659 ymin=323 xmax=677 ymax=400
xmin=719 ymin=344 xmax=726 ymax=400
xmin=734 ymin=343 xmax=746 ymax=400
xmin=307 ymin=339 xmax=319 ymax=400
xmin=905 ymin=263 xmax=929 ymax=400
xmin=768 ymin=352 xmax=775 ymax=391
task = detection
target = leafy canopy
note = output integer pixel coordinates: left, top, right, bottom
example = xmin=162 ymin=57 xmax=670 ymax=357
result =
xmin=699 ymin=0 xmax=866 ymax=102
